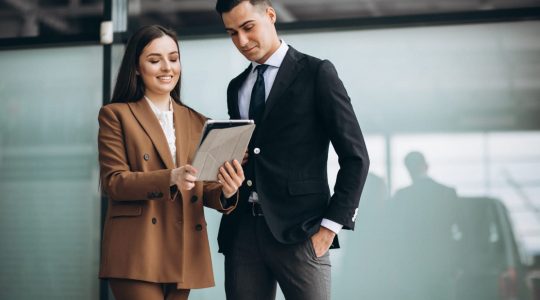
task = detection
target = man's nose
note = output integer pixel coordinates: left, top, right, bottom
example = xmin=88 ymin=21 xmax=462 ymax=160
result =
xmin=238 ymin=32 xmax=249 ymax=48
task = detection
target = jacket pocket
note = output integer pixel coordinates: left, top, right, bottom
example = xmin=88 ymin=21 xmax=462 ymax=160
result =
xmin=288 ymin=180 xmax=328 ymax=196
xmin=109 ymin=204 xmax=143 ymax=218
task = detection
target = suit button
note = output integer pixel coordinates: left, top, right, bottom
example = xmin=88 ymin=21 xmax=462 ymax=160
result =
xmin=143 ymin=153 xmax=150 ymax=161
xmin=253 ymin=148 xmax=260 ymax=154
xmin=195 ymin=224 xmax=203 ymax=231
xmin=191 ymin=195 xmax=198 ymax=203
xmin=246 ymin=180 xmax=253 ymax=187
xmin=152 ymin=217 xmax=157 ymax=224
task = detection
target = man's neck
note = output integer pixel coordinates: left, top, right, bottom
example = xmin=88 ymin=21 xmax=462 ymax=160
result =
xmin=256 ymin=38 xmax=282 ymax=64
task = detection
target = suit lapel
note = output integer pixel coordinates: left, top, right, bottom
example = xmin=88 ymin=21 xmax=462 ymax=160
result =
xmin=262 ymin=46 xmax=305 ymax=122
xmin=230 ymin=65 xmax=252 ymax=119
xmin=128 ymin=100 xmax=175 ymax=169
xmin=172 ymin=102 xmax=191 ymax=168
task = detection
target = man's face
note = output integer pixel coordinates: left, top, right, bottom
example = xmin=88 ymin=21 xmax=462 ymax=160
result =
xmin=222 ymin=1 xmax=279 ymax=64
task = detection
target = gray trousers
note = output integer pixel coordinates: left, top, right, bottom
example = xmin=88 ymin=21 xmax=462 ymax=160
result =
xmin=224 ymin=214 xmax=331 ymax=300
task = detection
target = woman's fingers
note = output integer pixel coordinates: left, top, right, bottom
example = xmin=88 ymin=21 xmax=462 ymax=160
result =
xmin=224 ymin=161 xmax=244 ymax=184
xmin=181 ymin=181 xmax=195 ymax=190
xmin=184 ymin=173 xmax=197 ymax=182
xmin=232 ymin=160 xmax=244 ymax=180
xmin=220 ymin=163 xmax=236 ymax=188
xmin=177 ymin=165 xmax=198 ymax=191
xmin=184 ymin=165 xmax=198 ymax=176
xmin=219 ymin=160 xmax=245 ymax=198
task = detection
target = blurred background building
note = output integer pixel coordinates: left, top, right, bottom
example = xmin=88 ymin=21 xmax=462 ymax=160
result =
xmin=1 ymin=0 xmax=540 ymax=299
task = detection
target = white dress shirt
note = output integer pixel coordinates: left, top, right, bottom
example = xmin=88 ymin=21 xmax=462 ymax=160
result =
xmin=145 ymin=96 xmax=176 ymax=165
xmin=238 ymin=41 xmax=343 ymax=235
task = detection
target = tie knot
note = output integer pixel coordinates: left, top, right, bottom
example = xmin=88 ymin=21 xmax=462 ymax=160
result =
xmin=255 ymin=64 xmax=269 ymax=75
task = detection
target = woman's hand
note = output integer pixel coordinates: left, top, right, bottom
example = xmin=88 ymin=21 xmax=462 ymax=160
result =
xmin=218 ymin=160 xmax=245 ymax=199
xmin=170 ymin=165 xmax=198 ymax=191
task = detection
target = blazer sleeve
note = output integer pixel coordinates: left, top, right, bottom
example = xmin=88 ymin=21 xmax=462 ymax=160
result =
xmin=98 ymin=105 xmax=173 ymax=201
xmin=315 ymin=60 xmax=370 ymax=230
xmin=202 ymin=182 xmax=239 ymax=215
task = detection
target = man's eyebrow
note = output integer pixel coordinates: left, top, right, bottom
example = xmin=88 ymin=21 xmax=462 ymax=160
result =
xmin=225 ymin=20 xmax=255 ymax=31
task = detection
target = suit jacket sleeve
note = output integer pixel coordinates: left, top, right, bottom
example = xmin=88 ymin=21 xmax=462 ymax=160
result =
xmin=315 ymin=60 xmax=370 ymax=230
xmin=98 ymin=105 xmax=173 ymax=201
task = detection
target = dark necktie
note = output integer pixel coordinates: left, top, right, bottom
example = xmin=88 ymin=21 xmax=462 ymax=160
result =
xmin=249 ymin=64 xmax=269 ymax=124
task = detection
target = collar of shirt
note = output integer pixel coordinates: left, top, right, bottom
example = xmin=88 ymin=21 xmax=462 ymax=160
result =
xmin=251 ymin=40 xmax=289 ymax=71
xmin=144 ymin=96 xmax=176 ymax=164
xmin=145 ymin=96 xmax=172 ymax=113
xmin=238 ymin=40 xmax=289 ymax=119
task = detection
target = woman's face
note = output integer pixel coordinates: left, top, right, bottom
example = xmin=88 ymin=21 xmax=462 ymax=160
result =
xmin=138 ymin=35 xmax=181 ymax=99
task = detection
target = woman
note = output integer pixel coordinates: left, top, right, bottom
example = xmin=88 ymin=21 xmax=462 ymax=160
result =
xmin=98 ymin=25 xmax=244 ymax=300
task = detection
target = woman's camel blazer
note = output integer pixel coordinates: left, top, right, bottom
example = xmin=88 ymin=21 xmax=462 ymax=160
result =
xmin=97 ymin=99 xmax=236 ymax=289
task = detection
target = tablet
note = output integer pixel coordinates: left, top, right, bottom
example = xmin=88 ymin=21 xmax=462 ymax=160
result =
xmin=192 ymin=119 xmax=256 ymax=181
xmin=197 ymin=119 xmax=255 ymax=146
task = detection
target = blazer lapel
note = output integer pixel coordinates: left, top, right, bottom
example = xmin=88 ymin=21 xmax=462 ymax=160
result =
xmin=128 ymin=100 xmax=175 ymax=169
xmin=262 ymin=46 xmax=305 ymax=122
xmin=172 ymin=102 xmax=191 ymax=168
xmin=230 ymin=65 xmax=252 ymax=119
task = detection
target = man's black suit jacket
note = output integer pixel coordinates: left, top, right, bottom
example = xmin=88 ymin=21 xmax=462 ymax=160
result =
xmin=218 ymin=46 xmax=370 ymax=253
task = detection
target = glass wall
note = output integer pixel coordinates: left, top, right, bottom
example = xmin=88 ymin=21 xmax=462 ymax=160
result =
xmin=179 ymin=20 xmax=540 ymax=300
xmin=0 ymin=46 xmax=102 ymax=299
xmin=1 ymin=19 xmax=539 ymax=300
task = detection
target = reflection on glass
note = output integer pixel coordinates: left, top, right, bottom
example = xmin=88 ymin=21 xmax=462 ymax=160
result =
xmin=0 ymin=0 xmax=103 ymax=39
xmin=0 ymin=46 xmax=102 ymax=299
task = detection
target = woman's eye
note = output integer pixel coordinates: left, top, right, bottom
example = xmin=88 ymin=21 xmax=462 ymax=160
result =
xmin=149 ymin=60 xmax=159 ymax=64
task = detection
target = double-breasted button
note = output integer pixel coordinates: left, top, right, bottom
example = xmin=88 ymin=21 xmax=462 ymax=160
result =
xmin=253 ymin=148 xmax=260 ymax=154
xmin=195 ymin=224 xmax=203 ymax=231
xmin=191 ymin=195 xmax=198 ymax=203
xmin=152 ymin=217 xmax=157 ymax=224
xmin=246 ymin=180 xmax=253 ymax=187
xmin=143 ymin=153 xmax=150 ymax=161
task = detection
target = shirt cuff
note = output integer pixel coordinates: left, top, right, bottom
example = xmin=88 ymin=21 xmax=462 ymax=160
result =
xmin=321 ymin=218 xmax=343 ymax=235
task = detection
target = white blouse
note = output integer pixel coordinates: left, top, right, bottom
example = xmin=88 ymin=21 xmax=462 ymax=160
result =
xmin=145 ymin=96 xmax=176 ymax=165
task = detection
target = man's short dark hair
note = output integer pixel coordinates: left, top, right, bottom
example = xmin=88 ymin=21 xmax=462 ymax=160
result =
xmin=215 ymin=0 xmax=272 ymax=14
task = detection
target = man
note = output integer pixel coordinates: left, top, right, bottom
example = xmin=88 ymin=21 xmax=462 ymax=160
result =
xmin=215 ymin=1 xmax=370 ymax=299
xmin=393 ymin=151 xmax=457 ymax=201
xmin=391 ymin=151 xmax=459 ymax=299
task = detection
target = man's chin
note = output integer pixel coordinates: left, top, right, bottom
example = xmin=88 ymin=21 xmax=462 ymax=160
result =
xmin=243 ymin=52 xmax=262 ymax=63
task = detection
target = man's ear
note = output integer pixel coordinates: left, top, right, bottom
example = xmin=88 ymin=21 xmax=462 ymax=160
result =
xmin=266 ymin=7 xmax=277 ymax=24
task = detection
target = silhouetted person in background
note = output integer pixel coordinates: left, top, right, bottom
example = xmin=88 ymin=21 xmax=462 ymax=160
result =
xmin=394 ymin=151 xmax=457 ymax=201
xmin=390 ymin=151 xmax=459 ymax=300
